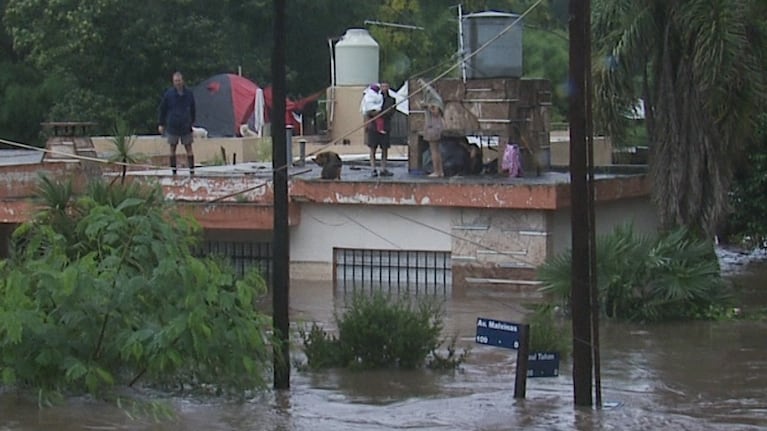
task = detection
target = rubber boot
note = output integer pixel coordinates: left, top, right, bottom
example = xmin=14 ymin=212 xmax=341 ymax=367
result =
xmin=170 ymin=154 xmax=177 ymax=175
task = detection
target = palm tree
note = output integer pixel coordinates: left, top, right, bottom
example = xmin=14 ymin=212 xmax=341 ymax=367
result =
xmin=591 ymin=0 xmax=767 ymax=237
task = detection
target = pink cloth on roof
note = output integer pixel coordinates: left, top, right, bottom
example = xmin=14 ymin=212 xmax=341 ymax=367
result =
xmin=502 ymin=143 xmax=523 ymax=177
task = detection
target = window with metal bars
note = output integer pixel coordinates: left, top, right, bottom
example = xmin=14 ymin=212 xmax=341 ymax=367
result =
xmin=195 ymin=241 xmax=272 ymax=283
xmin=334 ymin=247 xmax=451 ymax=295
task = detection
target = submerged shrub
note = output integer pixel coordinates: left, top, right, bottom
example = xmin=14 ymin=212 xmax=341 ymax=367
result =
xmin=299 ymin=323 xmax=344 ymax=370
xmin=538 ymin=224 xmax=732 ymax=322
xmin=528 ymin=306 xmax=571 ymax=357
xmin=300 ymin=293 xmax=467 ymax=370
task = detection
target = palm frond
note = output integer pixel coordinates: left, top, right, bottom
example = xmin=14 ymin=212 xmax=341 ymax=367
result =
xmin=591 ymin=0 xmax=659 ymax=140
xmin=594 ymin=0 xmax=767 ymax=235
xmin=536 ymin=223 xmax=728 ymax=322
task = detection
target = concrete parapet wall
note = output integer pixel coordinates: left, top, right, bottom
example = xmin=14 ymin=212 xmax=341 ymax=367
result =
xmin=550 ymin=132 xmax=613 ymax=167
xmin=91 ymin=135 xmax=270 ymax=164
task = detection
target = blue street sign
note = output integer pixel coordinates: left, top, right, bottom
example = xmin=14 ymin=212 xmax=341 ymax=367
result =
xmin=527 ymin=352 xmax=560 ymax=378
xmin=475 ymin=317 xmax=521 ymax=349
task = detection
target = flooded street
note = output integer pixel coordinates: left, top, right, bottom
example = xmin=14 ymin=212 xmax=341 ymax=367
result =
xmin=2 ymin=259 xmax=766 ymax=430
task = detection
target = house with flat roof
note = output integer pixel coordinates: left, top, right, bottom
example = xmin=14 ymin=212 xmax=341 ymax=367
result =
xmin=0 ymin=78 xmax=656 ymax=298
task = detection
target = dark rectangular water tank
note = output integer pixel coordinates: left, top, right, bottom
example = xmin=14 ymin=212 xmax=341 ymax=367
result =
xmin=462 ymin=11 xmax=523 ymax=79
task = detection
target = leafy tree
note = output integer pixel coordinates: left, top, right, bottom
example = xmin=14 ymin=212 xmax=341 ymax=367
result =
xmin=724 ymin=113 xmax=767 ymax=246
xmin=371 ymin=0 xmax=431 ymax=88
xmin=4 ymin=0 xmax=234 ymax=134
xmin=285 ymin=0 xmax=377 ymax=95
xmin=220 ymin=0 xmax=273 ymax=86
xmin=0 ymin=0 xmax=69 ymax=146
xmin=372 ymin=0 xmax=569 ymax=89
xmin=591 ymin=0 xmax=767 ymax=236
xmin=0 ymin=178 xmax=271 ymax=400
xmin=0 ymin=62 xmax=67 ymax=147
xmin=523 ymin=27 xmax=568 ymax=121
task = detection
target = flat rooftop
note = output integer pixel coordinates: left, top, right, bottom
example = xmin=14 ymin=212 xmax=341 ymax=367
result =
xmin=120 ymin=157 xmax=646 ymax=186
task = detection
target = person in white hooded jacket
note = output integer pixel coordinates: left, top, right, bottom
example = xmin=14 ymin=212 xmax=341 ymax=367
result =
xmin=360 ymin=83 xmax=385 ymax=134
xmin=359 ymin=83 xmax=392 ymax=177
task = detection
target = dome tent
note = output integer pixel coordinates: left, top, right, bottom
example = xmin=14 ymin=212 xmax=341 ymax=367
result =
xmin=192 ymin=73 xmax=324 ymax=138
xmin=193 ymin=74 xmax=258 ymax=138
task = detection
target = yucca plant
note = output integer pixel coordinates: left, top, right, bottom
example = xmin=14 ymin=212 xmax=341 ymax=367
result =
xmin=638 ymin=228 xmax=729 ymax=321
xmin=538 ymin=223 xmax=732 ymax=322
xmin=84 ymin=179 xmax=163 ymax=214
xmin=108 ymin=119 xmax=142 ymax=184
xmin=12 ymin=175 xmax=78 ymax=262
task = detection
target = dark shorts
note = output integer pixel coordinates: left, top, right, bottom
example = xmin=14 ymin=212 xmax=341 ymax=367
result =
xmin=166 ymin=133 xmax=193 ymax=147
xmin=365 ymin=127 xmax=390 ymax=150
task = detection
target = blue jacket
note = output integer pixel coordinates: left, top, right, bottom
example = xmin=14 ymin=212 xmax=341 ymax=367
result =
xmin=158 ymin=87 xmax=196 ymax=136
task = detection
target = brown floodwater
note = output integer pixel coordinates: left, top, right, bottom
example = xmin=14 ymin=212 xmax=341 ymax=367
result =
xmin=2 ymin=259 xmax=766 ymax=431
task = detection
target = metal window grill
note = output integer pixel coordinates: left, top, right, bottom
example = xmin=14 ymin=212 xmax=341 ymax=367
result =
xmin=195 ymin=240 xmax=272 ymax=283
xmin=334 ymin=247 xmax=452 ymax=295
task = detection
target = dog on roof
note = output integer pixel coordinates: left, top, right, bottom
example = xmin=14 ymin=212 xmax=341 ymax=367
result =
xmin=314 ymin=151 xmax=343 ymax=180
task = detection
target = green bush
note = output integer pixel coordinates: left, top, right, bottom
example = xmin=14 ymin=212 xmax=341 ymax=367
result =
xmin=528 ymin=306 xmax=571 ymax=357
xmin=299 ymin=323 xmax=344 ymax=370
xmin=538 ymin=224 xmax=732 ymax=322
xmin=726 ymin=112 xmax=767 ymax=246
xmin=0 ymin=177 xmax=272 ymax=402
xmin=299 ymin=293 xmax=467 ymax=370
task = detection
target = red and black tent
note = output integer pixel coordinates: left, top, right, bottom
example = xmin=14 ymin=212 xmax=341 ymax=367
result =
xmin=193 ymin=74 xmax=258 ymax=137
xmin=193 ymin=73 xmax=324 ymax=137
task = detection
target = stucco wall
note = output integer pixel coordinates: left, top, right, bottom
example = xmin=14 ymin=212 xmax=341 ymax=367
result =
xmin=549 ymin=197 xmax=660 ymax=256
xmin=451 ymin=208 xmax=548 ymax=269
xmin=289 ymin=203 xmax=453 ymax=279
xmin=288 ymin=198 xmax=658 ymax=282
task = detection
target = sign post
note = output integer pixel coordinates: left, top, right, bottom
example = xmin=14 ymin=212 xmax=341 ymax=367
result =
xmin=475 ymin=317 xmax=529 ymax=398
xmin=527 ymin=352 xmax=560 ymax=378
xmin=513 ymin=323 xmax=530 ymax=399
xmin=475 ymin=317 xmax=561 ymax=399
xmin=475 ymin=317 xmax=521 ymax=349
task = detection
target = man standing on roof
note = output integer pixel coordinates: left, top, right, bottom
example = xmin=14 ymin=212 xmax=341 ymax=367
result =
xmin=158 ymin=71 xmax=196 ymax=175
xmin=377 ymin=82 xmax=396 ymax=176
xmin=360 ymin=83 xmax=394 ymax=177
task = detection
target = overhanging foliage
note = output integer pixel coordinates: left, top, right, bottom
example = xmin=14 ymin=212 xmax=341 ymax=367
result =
xmin=0 ymin=178 xmax=272 ymax=400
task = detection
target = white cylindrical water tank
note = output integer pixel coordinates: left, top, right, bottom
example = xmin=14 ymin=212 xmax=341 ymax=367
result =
xmin=335 ymin=28 xmax=379 ymax=86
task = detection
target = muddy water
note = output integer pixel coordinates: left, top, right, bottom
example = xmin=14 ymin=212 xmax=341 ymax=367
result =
xmin=2 ymin=262 xmax=767 ymax=430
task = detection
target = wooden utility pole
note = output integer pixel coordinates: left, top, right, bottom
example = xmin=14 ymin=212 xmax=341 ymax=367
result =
xmin=272 ymin=0 xmax=290 ymax=390
xmin=568 ymin=0 xmax=594 ymax=406
xmin=583 ymin=0 xmax=602 ymax=407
